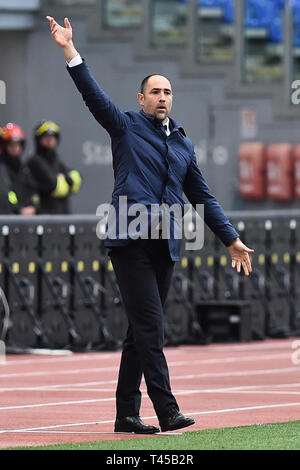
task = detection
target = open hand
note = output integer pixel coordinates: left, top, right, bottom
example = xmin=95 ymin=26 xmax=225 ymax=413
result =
xmin=229 ymin=238 xmax=254 ymax=276
xmin=46 ymin=16 xmax=78 ymax=63
xmin=20 ymin=206 xmax=36 ymax=216
xmin=46 ymin=16 xmax=73 ymax=48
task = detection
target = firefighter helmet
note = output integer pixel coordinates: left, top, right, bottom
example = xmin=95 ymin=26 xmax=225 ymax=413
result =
xmin=1 ymin=123 xmax=26 ymax=147
xmin=34 ymin=120 xmax=60 ymax=142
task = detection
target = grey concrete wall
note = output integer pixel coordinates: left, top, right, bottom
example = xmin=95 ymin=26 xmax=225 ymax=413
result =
xmin=1 ymin=17 xmax=300 ymax=214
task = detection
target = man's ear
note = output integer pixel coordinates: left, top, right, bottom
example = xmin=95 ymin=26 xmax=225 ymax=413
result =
xmin=137 ymin=93 xmax=144 ymax=106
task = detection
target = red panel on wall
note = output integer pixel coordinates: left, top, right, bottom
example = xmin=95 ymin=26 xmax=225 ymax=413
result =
xmin=238 ymin=142 xmax=266 ymax=199
xmin=266 ymin=144 xmax=293 ymax=201
xmin=293 ymin=145 xmax=300 ymax=199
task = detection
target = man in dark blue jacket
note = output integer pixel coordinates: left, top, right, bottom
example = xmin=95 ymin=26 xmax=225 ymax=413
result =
xmin=47 ymin=16 xmax=254 ymax=434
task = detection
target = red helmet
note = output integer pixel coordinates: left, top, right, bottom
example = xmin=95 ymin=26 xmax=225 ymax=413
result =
xmin=2 ymin=123 xmax=26 ymax=148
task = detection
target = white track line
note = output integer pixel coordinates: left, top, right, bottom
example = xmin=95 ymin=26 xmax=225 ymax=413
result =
xmin=0 ymin=419 xmax=114 ymax=433
xmin=2 ymin=387 xmax=300 ymax=396
xmin=205 ymin=341 xmax=296 ymax=352
xmin=0 ymin=381 xmax=299 ymax=394
xmin=171 ymin=366 xmax=299 ymax=379
xmin=164 ymin=389 xmax=300 ymax=397
xmin=0 ymin=380 xmax=119 ymax=392
xmin=0 ymin=366 xmax=119 ymax=378
xmin=1 ymin=430 xmax=183 ymax=436
xmin=1 ymin=402 xmax=300 ymax=435
xmin=0 ymin=353 xmax=293 ymax=379
xmin=205 ymin=382 xmax=300 ymax=392
xmin=0 ymin=397 xmax=116 ymax=411
xmin=188 ymin=402 xmax=300 ymax=416
xmin=0 ymin=340 xmax=295 ymax=369
xmin=0 ymin=340 xmax=295 ymax=368
xmin=214 ymin=390 xmax=300 ymax=395
xmin=0 ymin=387 xmax=119 ymax=392
xmin=0 ymin=367 xmax=299 ymax=393
xmin=170 ymin=353 xmax=292 ymax=366
xmin=0 ymin=417 xmax=182 ymax=434
xmin=2 ymin=382 xmax=300 ymax=411
xmin=0 ymin=353 xmax=120 ymax=367
xmin=0 ymin=348 xmax=187 ymax=367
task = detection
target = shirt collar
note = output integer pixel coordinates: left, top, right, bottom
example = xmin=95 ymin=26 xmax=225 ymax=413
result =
xmin=140 ymin=110 xmax=173 ymax=129
xmin=163 ymin=118 xmax=170 ymax=135
xmin=139 ymin=109 xmax=186 ymax=137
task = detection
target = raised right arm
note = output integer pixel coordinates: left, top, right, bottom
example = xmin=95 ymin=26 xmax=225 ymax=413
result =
xmin=46 ymin=16 xmax=128 ymax=135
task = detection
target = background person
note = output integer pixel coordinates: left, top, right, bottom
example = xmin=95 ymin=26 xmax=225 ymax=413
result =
xmin=27 ymin=120 xmax=82 ymax=214
xmin=0 ymin=123 xmax=39 ymax=215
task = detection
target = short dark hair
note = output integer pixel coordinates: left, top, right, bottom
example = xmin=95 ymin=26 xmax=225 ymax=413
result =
xmin=140 ymin=74 xmax=169 ymax=94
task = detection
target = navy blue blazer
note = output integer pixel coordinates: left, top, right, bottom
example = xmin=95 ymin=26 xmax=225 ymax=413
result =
xmin=68 ymin=60 xmax=239 ymax=261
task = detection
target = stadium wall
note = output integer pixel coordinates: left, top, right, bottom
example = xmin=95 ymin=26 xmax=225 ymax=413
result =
xmin=2 ymin=18 xmax=300 ymax=213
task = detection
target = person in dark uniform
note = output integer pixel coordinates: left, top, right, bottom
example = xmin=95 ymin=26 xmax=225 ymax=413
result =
xmin=0 ymin=126 xmax=3 ymax=153
xmin=27 ymin=120 xmax=82 ymax=214
xmin=0 ymin=123 xmax=39 ymax=215
xmin=46 ymin=16 xmax=254 ymax=434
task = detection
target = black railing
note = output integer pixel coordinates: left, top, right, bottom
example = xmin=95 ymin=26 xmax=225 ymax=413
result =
xmin=1 ymin=211 xmax=300 ymax=352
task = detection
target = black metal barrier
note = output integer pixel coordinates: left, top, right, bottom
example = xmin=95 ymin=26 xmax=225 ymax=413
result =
xmin=0 ymin=215 xmax=125 ymax=352
xmin=1 ymin=211 xmax=300 ymax=352
xmin=187 ymin=210 xmax=300 ymax=343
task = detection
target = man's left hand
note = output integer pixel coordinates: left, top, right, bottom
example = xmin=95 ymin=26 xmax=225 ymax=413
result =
xmin=229 ymin=238 xmax=254 ymax=276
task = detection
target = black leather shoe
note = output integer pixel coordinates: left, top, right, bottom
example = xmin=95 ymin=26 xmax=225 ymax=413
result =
xmin=159 ymin=409 xmax=195 ymax=432
xmin=114 ymin=416 xmax=160 ymax=434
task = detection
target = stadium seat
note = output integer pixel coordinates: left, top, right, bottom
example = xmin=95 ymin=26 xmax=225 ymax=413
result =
xmin=290 ymin=0 xmax=300 ymax=47
xmin=268 ymin=0 xmax=285 ymax=44
xmin=294 ymin=22 xmax=300 ymax=48
xmin=223 ymin=0 xmax=234 ymax=24
xmin=244 ymin=0 xmax=286 ymax=44
xmin=274 ymin=0 xmax=285 ymax=9
xmin=244 ymin=0 xmax=275 ymax=29
xmin=268 ymin=15 xmax=283 ymax=43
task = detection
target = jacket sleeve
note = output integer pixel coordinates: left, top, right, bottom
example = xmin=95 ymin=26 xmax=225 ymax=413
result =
xmin=67 ymin=59 xmax=130 ymax=136
xmin=183 ymin=152 xmax=239 ymax=247
xmin=59 ymin=161 xmax=82 ymax=194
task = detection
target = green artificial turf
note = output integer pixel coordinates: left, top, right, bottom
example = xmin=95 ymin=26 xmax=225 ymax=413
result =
xmin=4 ymin=420 xmax=300 ymax=450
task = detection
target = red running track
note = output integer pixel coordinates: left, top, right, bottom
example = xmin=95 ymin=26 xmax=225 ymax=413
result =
xmin=0 ymin=338 xmax=300 ymax=449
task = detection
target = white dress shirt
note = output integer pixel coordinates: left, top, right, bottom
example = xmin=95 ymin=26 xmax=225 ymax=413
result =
xmin=67 ymin=54 xmax=83 ymax=68
xmin=163 ymin=118 xmax=170 ymax=136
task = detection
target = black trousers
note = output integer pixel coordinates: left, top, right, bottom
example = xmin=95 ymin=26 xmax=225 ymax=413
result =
xmin=109 ymin=238 xmax=179 ymax=420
